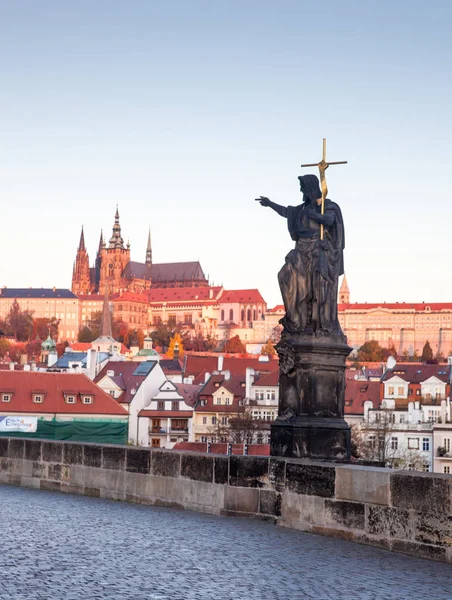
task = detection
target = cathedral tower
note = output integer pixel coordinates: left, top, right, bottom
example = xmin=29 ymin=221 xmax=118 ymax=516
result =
xmin=98 ymin=208 xmax=131 ymax=294
xmin=71 ymin=227 xmax=91 ymax=295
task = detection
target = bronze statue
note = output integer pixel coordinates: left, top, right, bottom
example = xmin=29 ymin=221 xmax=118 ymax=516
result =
xmin=257 ymin=172 xmax=345 ymax=338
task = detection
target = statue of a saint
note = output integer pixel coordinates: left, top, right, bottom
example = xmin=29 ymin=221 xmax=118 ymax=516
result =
xmin=257 ymin=173 xmax=345 ymax=338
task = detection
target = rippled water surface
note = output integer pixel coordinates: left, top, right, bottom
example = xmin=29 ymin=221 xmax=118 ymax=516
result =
xmin=0 ymin=485 xmax=451 ymax=600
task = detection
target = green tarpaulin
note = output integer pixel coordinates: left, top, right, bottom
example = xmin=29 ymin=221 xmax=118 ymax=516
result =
xmin=0 ymin=419 xmax=128 ymax=445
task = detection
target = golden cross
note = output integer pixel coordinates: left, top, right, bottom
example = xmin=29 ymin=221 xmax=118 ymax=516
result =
xmin=301 ymin=138 xmax=347 ymax=239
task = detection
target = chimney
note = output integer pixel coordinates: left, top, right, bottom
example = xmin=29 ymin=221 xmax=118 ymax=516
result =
xmin=245 ymin=367 xmax=255 ymax=400
xmin=30 ymin=362 xmax=36 ymax=371
xmin=204 ymin=372 xmax=211 ymax=383
xmin=23 ymin=364 xmax=30 ymax=371
xmin=47 ymin=351 xmax=58 ymax=368
xmin=218 ymin=355 xmax=224 ymax=371
xmin=223 ymin=370 xmax=231 ymax=381
xmin=209 ymin=288 xmax=213 ymax=299
xmin=9 ymin=362 xmax=14 ymax=371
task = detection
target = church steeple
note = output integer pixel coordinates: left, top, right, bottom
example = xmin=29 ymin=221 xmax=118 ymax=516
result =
xmin=98 ymin=229 xmax=104 ymax=253
xmin=146 ymin=228 xmax=152 ymax=267
xmin=100 ymin=290 xmax=113 ymax=338
xmin=339 ymin=275 xmax=350 ymax=304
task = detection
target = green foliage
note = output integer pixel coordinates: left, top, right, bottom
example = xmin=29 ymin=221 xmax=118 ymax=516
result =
xmin=150 ymin=324 xmax=174 ymax=351
xmin=78 ymin=326 xmax=94 ymax=343
xmin=7 ymin=299 xmax=34 ymax=342
xmin=421 ymin=340 xmax=434 ymax=363
xmin=224 ymin=335 xmax=245 ymax=354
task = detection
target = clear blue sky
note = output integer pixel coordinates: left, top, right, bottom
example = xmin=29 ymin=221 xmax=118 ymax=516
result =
xmin=1 ymin=1 xmax=451 ymax=307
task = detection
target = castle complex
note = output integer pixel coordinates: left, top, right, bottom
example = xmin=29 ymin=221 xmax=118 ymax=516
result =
xmin=338 ymin=276 xmax=452 ymax=357
xmin=71 ymin=209 xmax=208 ymax=295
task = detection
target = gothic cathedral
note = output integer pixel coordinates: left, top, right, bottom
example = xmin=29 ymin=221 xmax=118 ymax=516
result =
xmin=71 ymin=209 xmax=208 ymax=295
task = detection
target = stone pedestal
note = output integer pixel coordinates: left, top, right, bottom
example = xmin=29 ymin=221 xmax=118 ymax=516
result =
xmin=271 ymin=335 xmax=352 ymax=460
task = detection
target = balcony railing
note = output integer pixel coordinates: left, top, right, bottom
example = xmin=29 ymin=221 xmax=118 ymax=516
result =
xmin=150 ymin=428 xmax=166 ymax=434
xmin=170 ymin=427 xmax=189 ymax=433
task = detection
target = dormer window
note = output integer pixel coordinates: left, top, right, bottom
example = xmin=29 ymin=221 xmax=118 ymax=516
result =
xmin=33 ymin=394 xmax=43 ymax=404
xmin=82 ymin=396 xmax=93 ymax=405
xmin=66 ymin=395 xmax=76 ymax=404
xmin=2 ymin=394 xmax=11 ymax=403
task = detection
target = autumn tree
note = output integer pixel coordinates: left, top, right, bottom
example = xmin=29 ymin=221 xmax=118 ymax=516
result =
xmin=224 ymin=335 xmax=245 ymax=354
xmin=167 ymin=332 xmax=184 ymax=359
xmin=0 ymin=339 xmax=11 ymax=358
xmin=261 ymin=339 xmax=276 ymax=357
xmin=78 ymin=326 xmax=94 ymax=343
xmin=421 ymin=341 xmax=434 ymax=363
xmin=357 ymin=340 xmax=386 ymax=362
xmin=150 ymin=324 xmax=174 ymax=351
xmin=25 ymin=339 xmax=42 ymax=360
xmin=32 ymin=317 xmax=59 ymax=340
xmin=6 ymin=300 xmax=34 ymax=341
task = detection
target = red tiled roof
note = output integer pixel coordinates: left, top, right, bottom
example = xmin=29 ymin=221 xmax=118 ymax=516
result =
xmin=344 ymin=380 xmax=380 ymax=415
xmin=339 ymin=302 xmax=452 ymax=312
xmin=69 ymin=342 xmax=92 ymax=352
xmin=138 ymin=410 xmax=192 ymax=418
xmin=184 ymin=355 xmax=278 ymax=382
xmin=94 ymin=361 xmax=152 ymax=404
xmin=172 ymin=442 xmax=270 ymax=455
xmin=218 ymin=289 xmax=266 ymax=305
xmin=253 ymin=371 xmax=279 ymax=386
xmin=268 ymin=305 xmax=284 ymax=313
xmin=173 ymin=383 xmax=203 ymax=407
xmin=0 ymin=372 xmax=127 ymax=415
xmin=382 ymin=364 xmax=451 ymax=384
xmin=112 ymin=291 xmax=150 ymax=303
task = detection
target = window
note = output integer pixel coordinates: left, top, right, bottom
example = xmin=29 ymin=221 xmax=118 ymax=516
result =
xmin=388 ymin=386 xmax=394 ymax=395
xmin=168 ymin=314 xmax=176 ymax=326
xmin=201 ymin=436 xmax=208 ymax=443
xmin=399 ymin=415 xmax=405 ymax=423
xmin=416 ymin=389 xmax=421 ymax=396
xmin=422 ymin=464 xmax=430 ymax=472
xmin=33 ymin=395 xmax=43 ymax=404
xmin=241 ymin=309 xmax=245 ymax=321
xmin=391 ymin=437 xmax=398 ymax=450
xmin=225 ymin=397 xmax=231 ymax=405
xmin=397 ymin=386 xmax=404 ymax=396
xmin=172 ymin=401 xmax=179 ymax=411
xmin=212 ymin=416 xmax=217 ymax=425
xmin=2 ymin=394 xmax=11 ymax=402
xmin=229 ymin=309 xmax=233 ymax=321
xmin=444 ymin=466 xmax=450 ymax=474
xmin=247 ymin=309 xmax=251 ymax=322
xmin=408 ymin=438 xmax=419 ymax=450
xmin=221 ymin=416 xmax=228 ymax=425
xmin=109 ymin=390 xmax=116 ymax=397
xmin=422 ymin=438 xmax=430 ymax=452
xmin=202 ymin=417 xmax=207 ymax=425
xmin=221 ymin=310 xmax=225 ymax=321
xmin=369 ymin=435 xmax=376 ymax=449
xmin=66 ymin=395 xmax=76 ymax=404
xmin=82 ymin=396 xmax=92 ymax=404
xmin=151 ymin=438 xmax=160 ymax=448
xmin=184 ymin=314 xmax=192 ymax=325
xmin=158 ymin=401 xmax=164 ymax=410
xmin=215 ymin=397 xmax=222 ymax=405
xmin=444 ymin=438 xmax=451 ymax=452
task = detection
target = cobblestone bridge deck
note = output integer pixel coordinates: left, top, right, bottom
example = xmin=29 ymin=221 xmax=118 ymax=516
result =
xmin=1 ymin=485 xmax=451 ymax=600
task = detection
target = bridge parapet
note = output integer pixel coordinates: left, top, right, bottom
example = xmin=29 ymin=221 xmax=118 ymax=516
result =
xmin=0 ymin=437 xmax=451 ymax=564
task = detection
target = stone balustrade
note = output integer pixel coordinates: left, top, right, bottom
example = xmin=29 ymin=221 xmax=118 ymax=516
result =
xmin=0 ymin=437 xmax=451 ymax=563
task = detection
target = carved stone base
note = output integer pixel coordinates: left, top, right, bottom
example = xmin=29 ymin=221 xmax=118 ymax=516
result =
xmin=271 ymin=418 xmax=350 ymax=460
xmin=271 ymin=335 xmax=352 ymax=460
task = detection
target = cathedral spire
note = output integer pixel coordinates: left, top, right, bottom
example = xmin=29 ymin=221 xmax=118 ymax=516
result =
xmin=101 ymin=290 xmax=113 ymax=338
xmin=78 ymin=226 xmax=86 ymax=251
xmin=98 ymin=229 xmax=104 ymax=253
xmin=146 ymin=228 xmax=152 ymax=267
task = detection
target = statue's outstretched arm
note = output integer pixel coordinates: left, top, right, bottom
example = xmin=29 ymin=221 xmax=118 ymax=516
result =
xmin=256 ymin=196 xmax=288 ymax=218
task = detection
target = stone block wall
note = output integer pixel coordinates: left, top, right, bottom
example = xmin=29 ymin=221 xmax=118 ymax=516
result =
xmin=0 ymin=438 xmax=451 ymax=563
